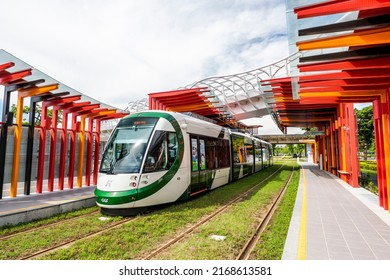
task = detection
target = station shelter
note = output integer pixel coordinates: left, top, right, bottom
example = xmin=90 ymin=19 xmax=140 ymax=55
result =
xmin=0 ymin=50 xmax=127 ymax=199
xmin=261 ymin=0 xmax=390 ymax=211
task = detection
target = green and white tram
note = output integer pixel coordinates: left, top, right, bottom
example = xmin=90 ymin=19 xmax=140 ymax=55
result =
xmin=95 ymin=110 xmax=273 ymax=216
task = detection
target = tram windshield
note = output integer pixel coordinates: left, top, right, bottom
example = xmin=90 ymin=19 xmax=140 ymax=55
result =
xmin=100 ymin=117 xmax=158 ymax=174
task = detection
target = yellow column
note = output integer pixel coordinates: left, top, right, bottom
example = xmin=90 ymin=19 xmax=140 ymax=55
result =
xmin=338 ymin=104 xmax=348 ymax=182
xmin=77 ymin=117 xmax=86 ymax=188
xmin=10 ymin=84 xmax=58 ymax=197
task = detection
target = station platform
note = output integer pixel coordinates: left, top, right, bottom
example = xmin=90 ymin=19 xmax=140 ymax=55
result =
xmin=283 ymin=162 xmax=390 ymax=260
xmin=0 ymin=186 xmax=96 ymax=227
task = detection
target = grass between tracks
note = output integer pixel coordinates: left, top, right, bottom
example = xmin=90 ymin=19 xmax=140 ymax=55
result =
xmin=0 ymin=161 xmax=299 ymax=260
xmin=155 ymin=161 xmax=298 ymax=260
xmin=249 ymin=165 xmax=300 ymax=259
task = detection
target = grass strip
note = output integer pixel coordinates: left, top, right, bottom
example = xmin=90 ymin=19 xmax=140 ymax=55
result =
xmin=249 ymin=165 xmax=299 ymax=259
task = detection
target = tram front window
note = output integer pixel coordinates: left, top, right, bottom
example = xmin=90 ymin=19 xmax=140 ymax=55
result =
xmin=100 ymin=118 xmax=157 ymax=174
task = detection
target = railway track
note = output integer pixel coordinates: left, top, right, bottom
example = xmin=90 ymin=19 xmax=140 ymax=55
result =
xmin=20 ymin=217 xmax=137 ymax=260
xmin=236 ymin=164 xmax=295 ymax=260
xmin=142 ymin=164 xmax=289 ymax=260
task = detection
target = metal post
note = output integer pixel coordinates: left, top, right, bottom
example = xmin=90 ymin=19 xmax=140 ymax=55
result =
xmin=0 ymin=80 xmax=44 ymax=198
xmin=25 ymin=92 xmax=68 ymax=195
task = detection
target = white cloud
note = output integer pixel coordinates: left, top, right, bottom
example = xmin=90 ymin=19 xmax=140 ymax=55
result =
xmin=0 ymin=0 xmax=288 ymax=110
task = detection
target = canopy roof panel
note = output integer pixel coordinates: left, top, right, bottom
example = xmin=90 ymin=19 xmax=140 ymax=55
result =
xmin=261 ymin=0 xmax=390 ymax=131
xmin=0 ymin=49 xmax=128 ymax=121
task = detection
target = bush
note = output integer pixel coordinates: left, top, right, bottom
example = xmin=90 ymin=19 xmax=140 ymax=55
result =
xmin=360 ymin=161 xmax=377 ymax=171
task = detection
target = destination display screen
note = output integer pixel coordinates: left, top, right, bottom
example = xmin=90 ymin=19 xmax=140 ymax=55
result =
xmin=118 ymin=117 xmax=158 ymax=128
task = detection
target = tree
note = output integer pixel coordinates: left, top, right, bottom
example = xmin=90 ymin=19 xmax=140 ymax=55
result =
xmin=355 ymin=105 xmax=374 ymax=160
xmin=10 ymin=104 xmax=62 ymax=126
xmin=10 ymin=104 xmax=30 ymax=125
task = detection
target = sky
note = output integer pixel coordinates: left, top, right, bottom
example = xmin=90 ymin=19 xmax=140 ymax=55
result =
xmin=1 ymin=0 xmax=299 ymax=134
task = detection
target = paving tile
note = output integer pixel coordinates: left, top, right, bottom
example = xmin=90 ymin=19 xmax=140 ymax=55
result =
xmin=282 ymin=163 xmax=390 ymax=260
xmin=328 ymin=252 xmax=353 ymax=260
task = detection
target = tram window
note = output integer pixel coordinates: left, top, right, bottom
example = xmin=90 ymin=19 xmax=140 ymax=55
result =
xmin=217 ymin=139 xmax=230 ymax=168
xmin=144 ymin=131 xmax=177 ymax=173
xmin=232 ymin=135 xmax=245 ymax=163
xmin=206 ymin=138 xmax=217 ymax=170
xmin=246 ymin=144 xmax=254 ymax=163
xmin=199 ymin=139 xmax=206 ymax=170
xmin=191 ymin=138 xmax=198 ymax=171
xmin=168 ymin=132 xmax=178 ymax=165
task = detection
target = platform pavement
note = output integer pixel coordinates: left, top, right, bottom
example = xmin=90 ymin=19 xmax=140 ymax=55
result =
xmin=0 ymin=186 xmax=96 ymax=227
xmin=283 ymin=162 xmax=390 ymax=260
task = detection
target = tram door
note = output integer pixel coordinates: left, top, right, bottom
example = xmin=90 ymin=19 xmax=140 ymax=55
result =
xmin=190 ymin=136 xmax=208 ymax=196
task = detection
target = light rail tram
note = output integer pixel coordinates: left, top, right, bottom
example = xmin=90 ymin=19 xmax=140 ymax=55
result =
xmin=95 ymin=110 xmax=273 ymax=216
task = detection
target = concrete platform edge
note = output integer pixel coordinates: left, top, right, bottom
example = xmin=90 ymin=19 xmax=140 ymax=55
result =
xmin=0 ymin=197 xmax=96 ymax=227
xmin=282 ymin=166 xmax=303 ymax=260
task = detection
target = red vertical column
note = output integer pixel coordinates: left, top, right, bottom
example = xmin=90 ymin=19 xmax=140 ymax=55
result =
xmin=373 ymin=99 xmax=387 ymax=209
xmin=48 ymin=107 xmax=58 ymax=191
xmin=149 ymin=96 xmax=155 ymax=110
xmin=318 ymin=134 xmax=326 ymax=170
xmin=93 ymin=119 xmax=101 ymax=186
xmin=325 ymin=127 xmax=331 ymax=172
xmin=330 ymin=123 xmax=336 ymax=175
xmin=68 ymin=115 xmax=78 ymax=189
xmin=85 ymin=117 xmax=94 ymax=186
xmin=58 ymin=111 xmax=68 ymax=190
xmin=36 ymin=106 xmax=49 ymax=193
